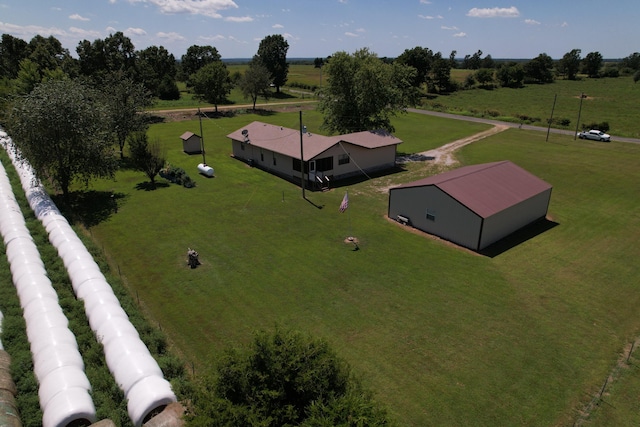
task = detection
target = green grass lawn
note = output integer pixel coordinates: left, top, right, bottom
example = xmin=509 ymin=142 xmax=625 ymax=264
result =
xmin=78 ymin=109 xmax=640 ymax=426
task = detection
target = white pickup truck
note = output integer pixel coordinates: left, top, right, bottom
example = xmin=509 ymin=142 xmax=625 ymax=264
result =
xmin=577 ymin=129 xmax=611 ymax=142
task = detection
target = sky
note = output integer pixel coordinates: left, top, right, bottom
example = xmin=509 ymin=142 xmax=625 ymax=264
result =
xmin=0 ymin=0 xmax=637 ymax=60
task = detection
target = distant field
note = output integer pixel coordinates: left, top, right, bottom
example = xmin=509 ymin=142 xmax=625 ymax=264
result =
xmin=80 ymin=109 xmax=640 ymax=426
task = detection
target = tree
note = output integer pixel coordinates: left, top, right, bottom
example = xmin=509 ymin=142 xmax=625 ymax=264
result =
xmin=396 ymin=46 xmax=434 ymax=88
xmin=319 ymin=48 xmax=417 ymax=134
xmin=496 ymin=62 xmax=524 ymax=88
xmin=0 ymin=34 xmax=29 ymax=78
xmin=558 ymin=49 xmax=581 ymax=80
xmin=430 ymin=52 xmax=453 ymax=93
xmin=621 ymin=52 xmax=640 ymax=71
xmin=256 ymin=34 xmax=289 ymax=92
xmin=15 ymin=59 xmax=42 ymax=95
xmin=136 ymin=45 xmax=177 ymax=98
xmin=191 ymin=61 xmax=233 ymax=112
xmin=6 ymin=79 xmax=118 ymax=199
xmin=187 ymin=328 xmax=394 ymax=427
xmin=181 ymin=45 xmax=221 ymax=82
xmin=462 ymin=50 xmax=483 ymax=69
xmin=99 ymin=73 xmax=153 ymax=159
xmin=239 ymin=58 xmax=271 ymax=110
xmin=475 ymin=68 xmax=494 ymax=88
xmin=76 ymin=32 xmax=137 ymax=81
xmin=524 ymin=53 xmax=555 ymax=83
xmin=128 ymin=132 xmax=166 ymax=188
xmin=582 ymin=51 xmax=603 ymax=78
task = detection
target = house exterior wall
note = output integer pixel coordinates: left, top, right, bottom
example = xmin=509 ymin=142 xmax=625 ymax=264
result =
xmin=478 ymin=188 xmax=552 ymax=249
xmin=327 ymin=144 xmax=397 ymax=180
xmin=231 ymin=139 xmax=397 ymax=183
xmin=388 ymin=185 xmax=482 ymax=250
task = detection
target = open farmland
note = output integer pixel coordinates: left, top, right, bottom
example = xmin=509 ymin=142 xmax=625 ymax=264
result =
xmin=75 ymin=108 xmax=640 ymax=426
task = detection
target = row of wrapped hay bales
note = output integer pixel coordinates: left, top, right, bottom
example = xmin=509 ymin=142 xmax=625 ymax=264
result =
xmin=1 ymin=132 xmax=177 ymax=427
xmin=0 ymin=154 xmax=96 ymax=427
xmin=1 ymin=310 xmax=22 ymax=427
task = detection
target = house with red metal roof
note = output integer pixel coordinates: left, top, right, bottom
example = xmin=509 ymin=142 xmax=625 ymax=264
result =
xmin=227 ymin=121 xmax=402 ymax=189
xmin=388 ymin=161 xmax=552 ymax=251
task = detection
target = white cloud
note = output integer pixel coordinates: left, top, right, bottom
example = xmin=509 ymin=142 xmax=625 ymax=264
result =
xmin=68 ymin=27 xmax=102 ymax=38
xmin=156 ymin=31 xmax=185 ymax=41
xmin=126 ymin=0 xmax=238 ymax=19
xmin=125 ymin=27 xmax=147 ymax=36
xmin=345 ymin=31 xmax=359 ymax=37
xmin=420 ymin=0 xmax=432 ymax=4
xmin=524 ymin=19 xmax=540 ymax=25
xmin=200 ymin=34 xmax=226 ymax=42
xmin=453 ymin=32 xmax=467 ymax=38
xmin=228 ymin=35 xmax=247 ymax=44
xmin=561 ymin=21 xmax=569 ymax=27
xmin=69 ymin=14 xmax=90 ymax=21
xmin=224 ymin=16 xmax=253 ymax=22
xmin=273 ymin=23 xmax=284 ymax=29
xmin=0 ymin=21 xmax=67 ymax=38
xmin=441 ymin=25 xmax=458 ymax=31
xmin=356 ymin=28 xmax=365 ymax=33
xmin=467 ymin=6 xmax=520 ymax=18
xmin=419 ymin=14 xmax=434 ymax=19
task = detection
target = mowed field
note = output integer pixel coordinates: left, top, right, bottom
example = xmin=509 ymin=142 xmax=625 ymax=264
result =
xmin=79 ymin=107 xmax=640 ymax=426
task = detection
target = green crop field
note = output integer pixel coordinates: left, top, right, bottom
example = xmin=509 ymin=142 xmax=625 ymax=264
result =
xmin=73 ymin=107 xmax=640 ymax=426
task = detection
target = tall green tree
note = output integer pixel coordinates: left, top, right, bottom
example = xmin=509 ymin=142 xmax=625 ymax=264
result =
xmin=524 ymin=53 xmax=555 ymax=83
xmin=256 ymin=34 xmax=289 ymax=92
xmin=496 ymin=62 xmax=524 ymax=88
xmin=181 ymin=45 xmax=221 ymax=82
xmin=187 ymin=328 xmax=394 ymax=427
xmin=6 ymin=79 xmax=118 ymax=199
xmin=558 ymin=49 xmax=581 ymax=80
xmin=239 ymin=58 xmax=271 ymax=109
xmin=319 ymin=48 xmax=417 ymax=134
xmin=582 ymin=51 xmax=603 ymax=78
xmin=136 ymin=45 xmax=178 ymax=98
xmin=99 ymin=73 xmax=153 ymax=159
xmin=396 ymin=46 xmax=434 ymax=88
xmin=128 ymin=131 xmax=166 ymax=188
xmin=191 ymin=61 xmax=233 ymax=112
xmin=76 ymin=32 xmax=137 ymax=81
xmin=0 ymin=33 xmax=29 ymax=78
xmin=430 ymin=52 xmax=453 ymax=93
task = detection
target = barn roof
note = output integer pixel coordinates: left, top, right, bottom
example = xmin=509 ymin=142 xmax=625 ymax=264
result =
xmin=392 ymin=161 xmax=552 ymax=218
xmin=226 ymin=121 xmax=402 ymax=161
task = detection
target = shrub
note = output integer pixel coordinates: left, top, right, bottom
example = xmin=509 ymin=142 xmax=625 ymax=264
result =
xmin=582 ymin=121 xmax=610 ymax=132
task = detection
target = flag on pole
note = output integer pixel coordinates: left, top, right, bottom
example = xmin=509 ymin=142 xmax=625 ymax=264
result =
xmin=339 ymin=191 xmax=349 ymax=213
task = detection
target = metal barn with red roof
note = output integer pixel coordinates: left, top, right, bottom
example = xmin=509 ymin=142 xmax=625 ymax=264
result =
xmin=388 ymin=161 xmax=552 ymax=251
xmin=227 ymin=121 xmax=402 ymax=188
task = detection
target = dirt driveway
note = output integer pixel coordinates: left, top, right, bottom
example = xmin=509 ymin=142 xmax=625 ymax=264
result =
xmin=410 ymin=124 xmax=509 ymax=166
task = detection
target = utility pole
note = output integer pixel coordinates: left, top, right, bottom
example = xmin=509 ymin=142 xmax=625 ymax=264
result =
xmin=299 ymin=110 xmax=305 ymax=199
xmin=574 ymin=93 xmax=585 ymax=140
xmin=198 ymin=107 xmax=206 ymax=164
xmin=546 ymin=94 xmax=557 ymax=142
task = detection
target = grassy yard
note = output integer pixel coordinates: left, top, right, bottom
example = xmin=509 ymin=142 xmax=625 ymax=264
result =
xmin=76 ymin=108 xmax=640 ymax=426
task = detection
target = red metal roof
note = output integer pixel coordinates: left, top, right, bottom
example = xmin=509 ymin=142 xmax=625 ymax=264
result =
xmin=226 ymin=121 xmax=402 ymax=161
xmin=393 ymin=161 xmax=552 ymax=218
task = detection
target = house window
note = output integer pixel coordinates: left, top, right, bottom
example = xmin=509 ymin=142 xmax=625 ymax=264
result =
xmin=293 ymin=159 xmax=309 ymax=173
xmin=273 ymin=156 xmax=277 ymax=166
xmin=426 ymin=209 xmax=436 ymax=221
xmin=260 ymin=152 xmax=264 ymax=161
xmin=315 ymin=156 xmax=334 ymax=172
xmin=338 ymin=153 xmax=350 ymax=165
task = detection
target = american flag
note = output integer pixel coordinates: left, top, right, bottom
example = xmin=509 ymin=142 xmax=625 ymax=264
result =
xmin=339 ymin=191 xmax=349 ymax=213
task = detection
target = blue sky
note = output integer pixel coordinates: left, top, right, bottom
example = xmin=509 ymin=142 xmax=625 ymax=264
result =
xmin=0 ymin=0 xmax=636 ymax=60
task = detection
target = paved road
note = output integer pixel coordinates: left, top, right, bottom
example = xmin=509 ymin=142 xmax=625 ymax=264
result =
xmin=407 ymin=108 xmax=640 ymax=144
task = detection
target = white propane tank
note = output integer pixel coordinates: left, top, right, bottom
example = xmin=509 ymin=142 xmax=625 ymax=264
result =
xmin=197 ymin=163 xmax=214 ymax=177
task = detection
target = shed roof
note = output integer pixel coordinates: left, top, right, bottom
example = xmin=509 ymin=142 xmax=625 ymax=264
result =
xmin=392 ymin=161 xmax=552 ymax=218
xmin=180 ymin=131 xmax=199 ymax=141
xmin=227 ymin=121 xmax=402 ymax=161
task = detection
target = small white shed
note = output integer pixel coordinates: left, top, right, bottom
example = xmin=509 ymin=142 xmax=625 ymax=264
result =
xmin=180 ymin=131 xmax=202 ymax=154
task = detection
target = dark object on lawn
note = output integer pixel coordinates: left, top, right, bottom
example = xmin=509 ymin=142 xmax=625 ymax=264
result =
xmin=187 ymin=248 xmax=200 ymax=269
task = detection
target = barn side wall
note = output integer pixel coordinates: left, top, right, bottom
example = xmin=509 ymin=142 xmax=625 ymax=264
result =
xmin=479 ymin=188 xmax=552 ymax=249
xmin=389 ymin=186 xmax=481 ymax=250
